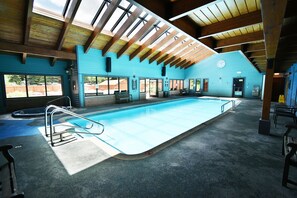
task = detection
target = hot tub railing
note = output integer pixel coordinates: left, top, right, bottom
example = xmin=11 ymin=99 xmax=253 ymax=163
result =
xmin=221 ymin=100 xmax=235 ymax=113
xmin=46 ymin=96 xmax=72 ymax=109
xmin=44 ymin=105 xmax=104 ymax=146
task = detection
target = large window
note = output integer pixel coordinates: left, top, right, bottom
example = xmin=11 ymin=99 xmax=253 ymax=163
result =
xmin=140 ymin=79 xmax=146 ymax=92
xmin=158 ymin=79 xmax=163 ymax=92
xmin=84 ymin=76 xmax=129 ymax=96
xmin=203 ymin=78 xmax=209 ymax=92
xmin=4 ymin=74 xmax=62 ymax=98
xmin=196 ymin=79 xmax=201 ymax=92
xmin=189 ymin=79 xmax=194 ymax=90
xmin=170 ymin=79 xmax=184 ymax=90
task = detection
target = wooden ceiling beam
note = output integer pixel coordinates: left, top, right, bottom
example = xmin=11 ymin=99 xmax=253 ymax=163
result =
xmin=261 ymin=0 xmax=287 ymax=59
xmin=165 ymin=43 xmax=199 ymax=66
xmin=117 ymin=17 xmax=157 ymax=58
xmin=52 ymin=0 xmax=82 ymax=66
xmin=149 ymin=35 xmax=186 ymax=63
xmin=0 ymin=42 xmax=76 ymax=60
xmin=102 ymin=7 xmax=142 ymax=56
xmin=215 ymin=31 xmax=264 ymax=49
xmin=22 ymin=0 xmax=34 ymax=64
xmin=158 ymin=39 xmax=193 ymax=65
xmin=173 ymin=46 xmax=204 ymax=67
xmin=140 ymin=30 xmax=178 ymax=62
xmin=246 ymin=43 xmax=265 ymax=52
xmin=84 ymin=0 xmax=121 ymax=53
xmin=199 ymin=10 xmax=262 ymax=39
xmin=221 ymin=45 xmax=242 ymax=53
xmin=129 ymin=24 xmax=169 ymax=60
xmin=249 ymin=50 xmax=266 ymax=58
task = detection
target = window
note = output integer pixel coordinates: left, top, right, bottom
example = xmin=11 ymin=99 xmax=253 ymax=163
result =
xmin=170 ymin=79 xmax=184 ymax=90
xmin=4 ymin=74 xmax=63 ymax=98
xmin=84 ymin=76 xmax=129 ymax=96
xmin=196 ymin=79 xmax=201 ymax=92
xmin=140 ymin=79 xmax=146 ymax=92
xmin=203 ymin=79 xmax=209 ymax=92
xmin=189 ymin=79 xmax=194 ymax=90
xmin=158 ymin=79 xmax=163 ymax=91
xmin=4 ymin=75 xmax=26 ymax=98
xmin=46 ymin=76 xmax=62 ymax=96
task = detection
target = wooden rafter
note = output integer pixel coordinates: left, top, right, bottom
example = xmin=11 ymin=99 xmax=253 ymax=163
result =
xmin=221 ymin=45 xmax=242 ymax=53
xmin=157 ymin=39 xmax=192 ymax=65
xmin=22 ymin=0 xmax=34 ymax=64
xmin=102 ymin=7 xmax=142 ymax=56
xmin=215 ymin=31 xmax=264 ymax=49
xmin=246 ymin=43 xmax=265 ymax=52
xmin=172 ymin=46 xmax=204 ymax=67
xmin=261 ymin=0 xmax=287 ymax=59
xmin=249 ymin=50 xmax=266 ymax=58
xmin=117 ymin=17 xmax=157 ymax=58
xmin=149 ymin=35 xmax=187 ymax=63
xmin=84 ymin=0 xmax=121 ymax=53
xmin=0 ymin=42 xmax=76 ymax=60
xmin=140 ymin=30 xmax=178 ymax=62
xmin=51 ymin=0 xmax=82 ymax=66
xmin=165 ymin=42 xmax=199 ymax=66
xmin=129 ymin=24 xmax=169 ymax=60
xmin=199 ymin=10 xmax=262 ymax=39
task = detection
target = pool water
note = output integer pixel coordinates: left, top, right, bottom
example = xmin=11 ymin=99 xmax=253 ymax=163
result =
xmin=68 ymin=98 xmax=234 ymax=155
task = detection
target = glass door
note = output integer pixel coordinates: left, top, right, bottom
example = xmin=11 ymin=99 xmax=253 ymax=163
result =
xmin=149 ymin=79 xmax=157 ymax=97
xmin=233 ymin=78 xmax=244 ymax=97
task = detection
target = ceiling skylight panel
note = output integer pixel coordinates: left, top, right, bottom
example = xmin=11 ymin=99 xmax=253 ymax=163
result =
xmin=73 ymin=0 xmax=104 ymax=26
xmin=103 ymin=7 xmax=126 ymax=32
xmin=33 ymin=0 xmax=69 ymax=19
xmin=119 ymin=0 xmax=130 ymax=9
xmin=149 ymin=28 xmax=173 ymax=48
xmin=127 ymin=14 xmax=152 ymax=39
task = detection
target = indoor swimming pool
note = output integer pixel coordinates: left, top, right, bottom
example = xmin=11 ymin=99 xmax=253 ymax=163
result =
xmin=67 ymin=98 xmax=235 ymax=155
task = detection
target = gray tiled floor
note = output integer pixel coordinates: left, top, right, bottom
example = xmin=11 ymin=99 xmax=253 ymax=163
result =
xmin=1 ymin=98 xmax=297 ymax=197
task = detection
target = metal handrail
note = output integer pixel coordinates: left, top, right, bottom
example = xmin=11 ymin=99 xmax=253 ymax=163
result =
xmin=46 ymin=96 xmax=72 ymax=108
xmin=221 ymin=100 xmax=235 ymax=113
xmin=44 ymin=105 xmax=104 ymax=146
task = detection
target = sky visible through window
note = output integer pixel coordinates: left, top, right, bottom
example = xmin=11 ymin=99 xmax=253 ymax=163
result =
xmin=34 ymin=0 xmax=68 ymax=16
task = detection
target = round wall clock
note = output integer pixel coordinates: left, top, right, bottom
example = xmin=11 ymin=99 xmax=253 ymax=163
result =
xmin=217 ymin=60 xmax=226 ymax=68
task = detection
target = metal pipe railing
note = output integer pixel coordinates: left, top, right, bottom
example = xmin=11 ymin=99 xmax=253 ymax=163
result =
xmin=46 ymin=96 xmax=72 ymax=109
xmin=44 ymin=105 xmax=104 ymax=146
xmin=221 ymin=100 xmax=235 ymax=113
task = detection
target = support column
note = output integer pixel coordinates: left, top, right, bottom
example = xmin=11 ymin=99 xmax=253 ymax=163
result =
xmin=258 ymin=59 xmax=275 ymax=135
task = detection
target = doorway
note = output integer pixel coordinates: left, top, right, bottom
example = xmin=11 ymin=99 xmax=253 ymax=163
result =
xmin=233 ymin=78 xmax=244 ymax=97
xmin=149 ymin=79 xmax=158 ymax=97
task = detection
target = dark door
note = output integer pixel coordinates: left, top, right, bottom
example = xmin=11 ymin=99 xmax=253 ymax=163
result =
xmin=233 ymin=78 xmax=244 ymax=97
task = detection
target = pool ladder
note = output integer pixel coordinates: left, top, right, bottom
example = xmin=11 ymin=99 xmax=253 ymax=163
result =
xmin=44 ymin=105 xmax=104 ymax=146
xmin=221 ymin=100 xmax=235 ymax=113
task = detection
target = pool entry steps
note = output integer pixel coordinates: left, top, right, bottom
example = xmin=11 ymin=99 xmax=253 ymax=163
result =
xmin=44 ymin=105 xmax=105 ymax=146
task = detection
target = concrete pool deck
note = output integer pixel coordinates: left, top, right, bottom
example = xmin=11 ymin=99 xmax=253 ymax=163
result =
xmin=0 ymin=97 xmax=297 ymax=197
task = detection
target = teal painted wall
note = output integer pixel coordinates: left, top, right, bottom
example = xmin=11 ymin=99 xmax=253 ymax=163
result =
xmin=285 ymin=63 xmax=297 ymax=106
xmin=76 ymin=46 xmax=185 ymax=106
xmin=0 ymin=53 xmax=70 ymax=112
xmin=185 ymin=51 xmax=263 ymax=98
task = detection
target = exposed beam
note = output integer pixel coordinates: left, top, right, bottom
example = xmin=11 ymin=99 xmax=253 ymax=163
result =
xmin=117 ymin=17 xmax=157 ymax=58
xmin=249 ymin=50 xmax=266 ymax=58
xmin=129 ymin=24 xmax=169 ymax=60
xmin=158 ymin=39 xmax=193 ymax=65
xmin=84 ymin=0 xmax=121 ymax=53
xmin=246 ymin=43 xmax=265 ymax=52
xmin=56 ymin=0 xmax=82 ymax=50
xmin=140 ymin=30 xmax=178 ymax=62
xmin=22 ymin=0 xmax=34 ymax=64
xmin=102 ymin=7 xmax=142 ymax=56
xmin=0 ymin=41 xmax=76 ymax=60
xmin=261 ymin=0 xmax=287 ymax=59
xmin=149 ymin=35 xmax=187 ymax=63
xmin=215 ymin=31 xmax=264 ymax=49
xmin=198 ymin=10 xmax=262 ymax=39
xmin=221 ymin=45 xmax=242 ymax=53
xmin=173 ymin=46 xmax=204 ymax=67
xmin=165 ymin=43 xmax=199 ymax=66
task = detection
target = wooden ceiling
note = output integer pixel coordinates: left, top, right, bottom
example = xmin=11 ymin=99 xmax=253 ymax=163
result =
xmin=0 ymin=0 xmax=215 ymax=69
xmin=132 ymin=0 xmax=297 ymax=73
xmin=0 ymin=0 xmax=295 ymax=73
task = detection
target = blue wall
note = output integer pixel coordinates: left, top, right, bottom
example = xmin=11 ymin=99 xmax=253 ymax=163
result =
xmin=0 ymin=53 xmax=70 ymax=112
xmin=184 ymin=51 xmax=263 ymax=98
xmin=285 ymin=63 xmax=297 ymax=106
xmin=76 ymin=46 xmax=185 ymax=106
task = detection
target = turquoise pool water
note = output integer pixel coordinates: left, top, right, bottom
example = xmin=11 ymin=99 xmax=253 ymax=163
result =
xmin=68 ymin=98 xmax=234 ymax=155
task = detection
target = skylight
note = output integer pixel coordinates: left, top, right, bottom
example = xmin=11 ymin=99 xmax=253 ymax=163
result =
xmin=33 ymin=0 xmax=69 ymax=19
xmin=74 ymin=0 xmax=105 ymax=26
